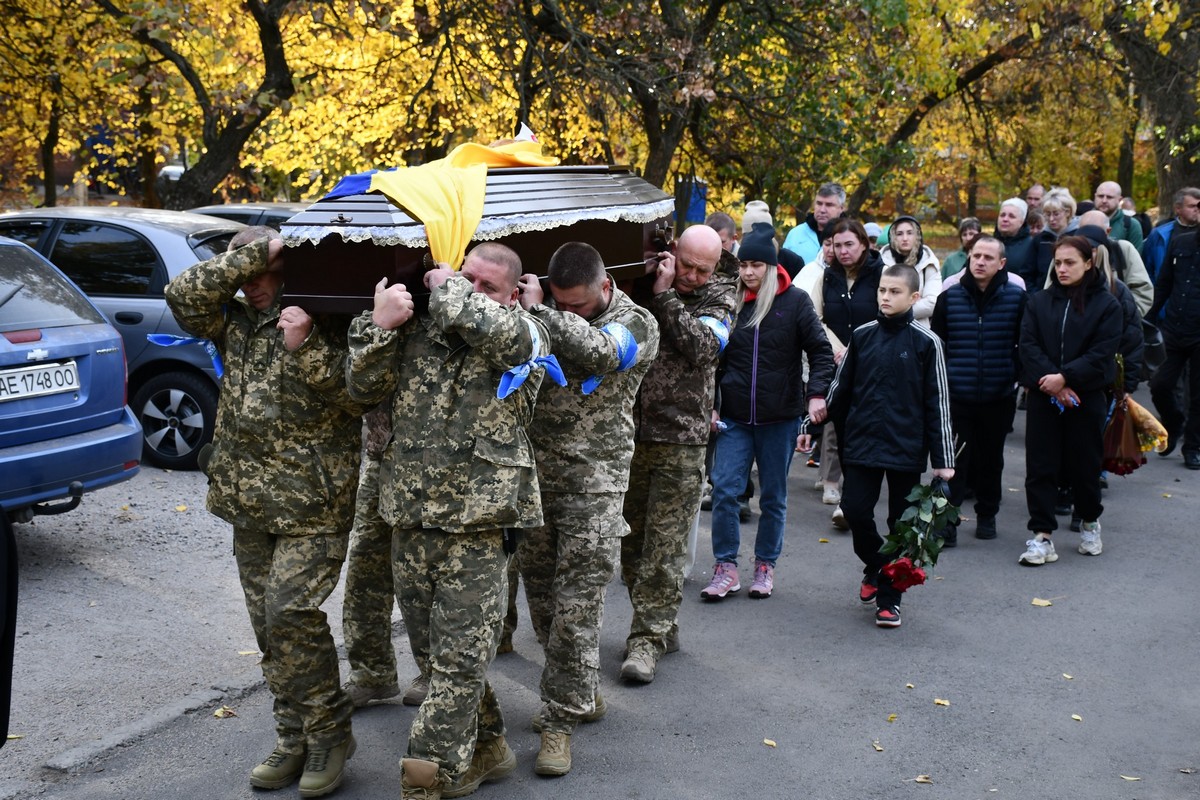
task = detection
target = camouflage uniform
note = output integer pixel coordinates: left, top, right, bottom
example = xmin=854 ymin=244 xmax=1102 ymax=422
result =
xmin=521 ymin=288 xmax=658 ymax=732
xmin=622 ymin=279 xmax=736 ymax=661
xmin=164 ymin=240 xmax=364 ymax=754
xmin=342 ymin=404 xmax=402 ymax=690
xmin=345 ymin=275 xmax=547 ymax=786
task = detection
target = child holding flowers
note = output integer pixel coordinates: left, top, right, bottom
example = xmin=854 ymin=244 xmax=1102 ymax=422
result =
xmin=824 ymin=264 xmax=956 ymax=628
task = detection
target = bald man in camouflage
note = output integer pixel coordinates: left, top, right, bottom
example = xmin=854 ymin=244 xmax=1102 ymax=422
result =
xmin=620 ymin=224 xmax=734 ymax=684
xmin=346 ymin=243 xmax=550 ymax=799
xmin=516 ymin=242 xmax=659 ymax=777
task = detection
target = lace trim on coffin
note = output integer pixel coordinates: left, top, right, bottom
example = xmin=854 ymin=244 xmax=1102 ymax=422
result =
xmin=281 ymin=199 xmax=675 ymax=247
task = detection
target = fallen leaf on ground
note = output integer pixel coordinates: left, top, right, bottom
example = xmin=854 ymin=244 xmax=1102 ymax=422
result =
xmin=1063 ymin=673 xmax=1073 ymax=680
xmin=7 ymin=734 xmax=24 ymax=740
xmin=1163 ymin=493 xmax=1172 ymax=498
xmin=872 ymin=740 xmax=883 ymax=752
xmin=913 ymin=775 xmax=933 ymax=784
xmin=175 ymin=504 xmax=188 ymax=512
xmin=1007 ymin=487 xmax=1019 ymax=492
xmin=214 ymin=705 xmax=237 ymax=718
xmin=1180 ymin=767 xmax=1196 ymax=774
xmin=887 ymin=713 xmax=898 ymax=723
xmin=1119 ymin=775 xmax=1140 ymax=781
xmin=818 ymin=538 xmax=829 ymax=543
xmin=238 ymin=650 xmax=260 ymax=656
xmin=1071 ymin=714 xmax=1082 ymax=722
xmin=934 ymin=698 xmax=950 ymax=707
xmin=763 ymin=739 xmax=776 ymax=748
xmin=905 ymin=683 xmax=915 ymax=689
xmin=1031 ymin=598 xmax=1053 ymax=607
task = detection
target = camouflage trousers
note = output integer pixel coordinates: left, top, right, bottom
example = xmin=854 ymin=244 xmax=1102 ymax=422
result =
xmin=502 ymin=557 xmax=521 ymax=641
xmin=393 ymin=526 xmax=507 ymax=785
xmin=621 ymin=442 xmax=706 ymax=658
xmin=342 ymin=455 xmax=401 ymax=688
xmin=519 ymin=491 xmax=625 ymax=733
xmin=233 ymin=526 xmax=353 ymax=752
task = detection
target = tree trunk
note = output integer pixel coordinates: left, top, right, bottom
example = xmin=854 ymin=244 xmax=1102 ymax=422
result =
xmin=967 ymin=161 xmax=977 ymax=217
xmin=1107 ymin=3 xmax=1200 ymax=216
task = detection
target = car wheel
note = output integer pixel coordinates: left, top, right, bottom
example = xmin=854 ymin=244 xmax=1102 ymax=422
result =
xmin=131 ymin=371 xmax=218 ymax=471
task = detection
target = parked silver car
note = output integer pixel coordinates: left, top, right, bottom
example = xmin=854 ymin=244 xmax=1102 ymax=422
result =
xmin=188 ymin=202 xmax=309 ymax=231
xmin=0 ymin=208 xmax=244 ymax=470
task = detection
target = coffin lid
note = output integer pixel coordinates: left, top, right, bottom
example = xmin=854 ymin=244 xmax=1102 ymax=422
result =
xmin=280 ymin=165 xmax=673 ymax=249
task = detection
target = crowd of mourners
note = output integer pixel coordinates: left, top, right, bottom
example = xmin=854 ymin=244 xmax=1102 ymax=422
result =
xmin=162 ymin=176 xmax=1200 ymax=799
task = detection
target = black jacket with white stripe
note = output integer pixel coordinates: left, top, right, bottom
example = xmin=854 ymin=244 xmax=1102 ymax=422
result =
xmin=826 ymin=308 xmax=955 ymax=473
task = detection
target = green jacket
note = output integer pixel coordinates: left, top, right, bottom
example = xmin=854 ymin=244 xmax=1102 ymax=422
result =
xmin=165 ymin=240 xmax=366 ymax=535
xmin=346 ymin=276 xmax=549 ymax=533
xmin=528 ymin=288 xmax=659 ymax=493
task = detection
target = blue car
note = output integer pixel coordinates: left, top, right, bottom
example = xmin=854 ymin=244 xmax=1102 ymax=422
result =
xmin=0 ymin=237 xmax=142 ymax=523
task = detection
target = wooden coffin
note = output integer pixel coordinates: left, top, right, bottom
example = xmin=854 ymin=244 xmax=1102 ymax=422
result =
xmin=279 ymin=165 xmax=674 ymax=314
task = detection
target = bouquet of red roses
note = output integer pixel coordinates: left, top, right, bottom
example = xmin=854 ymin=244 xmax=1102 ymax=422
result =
xmin=878 ymin=479 xmax=960 ymax=592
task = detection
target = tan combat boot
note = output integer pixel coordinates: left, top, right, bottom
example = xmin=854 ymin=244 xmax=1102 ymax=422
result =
xmin=298 ymin=734 xmax=355 ymax=798
xmin=534 ymin=730 xmax=572 ymax=776
xmin=443 ymin=736 xmax=517 ymax=798
xmin=402 ymin=675 xmax=429 ymax=706
xmin=401 ymin=757 xmax=443 ymax=800
xmin=250 ymin=747 xmax=305 ymax=789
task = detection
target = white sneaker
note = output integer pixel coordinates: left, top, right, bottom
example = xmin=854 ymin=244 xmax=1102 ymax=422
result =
xmin=813 ymin=478 xmax=825 ymax=491
xmin=1078 ymin=521 xmax=1103 ymax=555
xmin=831 ymin=506 xmax=849 ymax=531
xmin=822 ymin=485 xmax=841 ymax=505
xmin=1019 ymin=536 xmax=1058 ymax=566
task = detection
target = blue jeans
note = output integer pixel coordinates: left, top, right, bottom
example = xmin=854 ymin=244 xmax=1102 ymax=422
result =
xmin=709 ymin=418 xmax=801 ymax=567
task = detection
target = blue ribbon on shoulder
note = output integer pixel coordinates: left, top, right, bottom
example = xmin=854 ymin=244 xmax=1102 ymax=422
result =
xmin=146 ymin=334 xmax=224 ymax=379
xmin=497 ymin=318 xmax=566 ymax=399
xmin=581 ymin=322 xmax=638 ymax=395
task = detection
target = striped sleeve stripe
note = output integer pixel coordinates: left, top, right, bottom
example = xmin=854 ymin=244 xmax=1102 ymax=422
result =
xmin=913 ymin=323 xmax=955 ymax=468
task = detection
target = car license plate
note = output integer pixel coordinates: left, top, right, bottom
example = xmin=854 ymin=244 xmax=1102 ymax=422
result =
xmin=0 ymin=361 xmax=80 ymax=402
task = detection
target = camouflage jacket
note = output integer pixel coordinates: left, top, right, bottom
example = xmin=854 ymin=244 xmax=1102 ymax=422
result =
xmin=634 ymin=279 xmax=736 ymax=445
xmin=164 ymin=240 xmax=366 ymax=535
xmin=528 ymin=288 xmax=659 ymax=493
xmin=345 ymin=276 xmax=548 ymax=533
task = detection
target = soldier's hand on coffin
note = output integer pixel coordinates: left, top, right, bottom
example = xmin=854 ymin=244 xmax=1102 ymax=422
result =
xmin=265 ymin=237 xmax=286 ymax=272
xmin=517 ymin=273 xmax=544 ymax=310
xmin=652 ymin=251 xmax=676 ymax=294
xmin=278 ymin=306 xmax=314 ymax=351
xmin=424 ymin=266 xmax=454 ymax=292
xmin=372 ymin=277 xmax=415 ymax=330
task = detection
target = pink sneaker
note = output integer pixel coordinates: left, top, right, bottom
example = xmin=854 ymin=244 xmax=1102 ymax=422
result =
xmin=748 ymin=560 xmax=774 ymax=599
xmin=700 ymin=562 xmax=741 ymax=601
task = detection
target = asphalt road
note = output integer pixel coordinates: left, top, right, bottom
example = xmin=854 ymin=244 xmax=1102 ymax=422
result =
xmin=3 ymin=393 xmax=1198 ymax=800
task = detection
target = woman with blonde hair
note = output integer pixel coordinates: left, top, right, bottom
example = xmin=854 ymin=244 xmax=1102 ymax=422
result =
xmin=702 ymin=223 xmax=835 ymax=601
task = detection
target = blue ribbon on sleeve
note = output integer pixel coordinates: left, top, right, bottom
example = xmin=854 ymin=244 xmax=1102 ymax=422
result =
xmin=698 ymin=315 xmax=731 ymax=353
xmin=146 ymin=334 xmax=225 ymax=379
xmin=581 ymin=322 xmax=638 ymax=395
xmin=497 ymin=318 xmax=567 ymax=399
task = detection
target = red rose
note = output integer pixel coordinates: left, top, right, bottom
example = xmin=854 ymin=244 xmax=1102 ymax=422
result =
xmin=881 ymin=557 xmax=927 ymax=592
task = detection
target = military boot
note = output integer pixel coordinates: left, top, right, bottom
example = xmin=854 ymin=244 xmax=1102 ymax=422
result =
xmin=534 ymin=731 xmax=572 ymax=776
xmin=298 ymin=734 xmax=355 ymax=798
xmin=401 ymin=757 xmax=443 ymax=800
xmin=249 ymin=747 xmax=305 ymax=789
xmin=402 ymin=674 xmax=429 ymax=706
xmin=443 ymin=736 xmax=517 ymax=798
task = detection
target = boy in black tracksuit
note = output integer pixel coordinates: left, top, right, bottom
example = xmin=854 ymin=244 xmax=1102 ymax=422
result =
xmin=826 ymin=265 xmax=956 ymax=628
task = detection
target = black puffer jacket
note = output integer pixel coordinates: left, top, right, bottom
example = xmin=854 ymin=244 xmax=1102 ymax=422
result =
xmin=719 ymin=275 xmax=834 ymax=425
xmin=1019 ymin=265 xmax=1123 ymax=393
xmin=1149 ymin=229 xmax=1200 ymax=346
xmin=821 ymin=249 xmax=885 ymax=348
